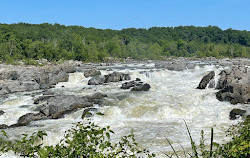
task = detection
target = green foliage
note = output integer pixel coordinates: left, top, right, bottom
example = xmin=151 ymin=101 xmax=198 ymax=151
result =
xmin=0 ymin=23 xmax=250 ymax=62
xmin=0 ymin=122 xmax=155 ymax=158
xmin=166 ymin=120 xmax=250 ymax=158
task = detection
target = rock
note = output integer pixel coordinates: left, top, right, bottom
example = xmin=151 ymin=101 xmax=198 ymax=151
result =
xmin=121 ymin=80 xmax=143 ymax=89
xmin=84 ymin=69 xmax=101 ymax=78
xmin=131 ymin=83 xmax=151 ymax=91
xmin=197 ymin=71 xmax=215 ymax=89
xmin=0 ymin=110 xmax=4 ymax=115
xmin=229 ymin=109 xmax=246 ymax=120
xmin=86 ymin=92 xmax=107 ymax=100
xmin=17 ymin=113 xmax=46 ymax=125
xmin=40 ymin=95 xmax=92 ymax=119
xmin=88 ymin=75 xmax=106 ymax=85
xmin=0 ymin=81 xmax=40 ymax=95
xmin=104 ymin=72 xmax=130 ymax=83
xmin=155 ymin=61 xmax=196 ymax=71
xmin=88 ymin=72 xmax=131 ymax=85
xmin=0 ymin=124 xmax=8 ymax=129
xmin=82 ymin=108 xmax=97 ymax=119
xmin=0 ymin=64 xmax=76 ymax=94
xmin=216 ymin=66 xmax=250 ymax=104
xmin=34 ymin=95 xmax=55 ymax=104
xmin=208 ymin=79 xmax=215 ymax=88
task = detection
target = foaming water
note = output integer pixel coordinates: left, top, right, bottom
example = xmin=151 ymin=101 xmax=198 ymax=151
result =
xmin=0 ymin=64 xmax=242 ymax=157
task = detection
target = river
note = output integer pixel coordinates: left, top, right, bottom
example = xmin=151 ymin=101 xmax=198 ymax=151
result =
xmin=0 ymin=63 xmax=241 ymax=157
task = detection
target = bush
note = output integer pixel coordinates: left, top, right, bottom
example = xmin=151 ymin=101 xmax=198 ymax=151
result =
xmin=0 ymin=122 xmax=155 ymax=158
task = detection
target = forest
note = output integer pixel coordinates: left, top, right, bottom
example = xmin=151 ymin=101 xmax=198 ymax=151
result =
xmin=0 ymin=23 xmax=250 ymax=62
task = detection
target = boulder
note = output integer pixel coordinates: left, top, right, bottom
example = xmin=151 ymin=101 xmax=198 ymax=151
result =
xmin=88 ymin=75 xmax=106 ymax=85
xmin=17 ymin=113 xmax=46 ymax=125
xmin=121 ymin=80 xmax=143 ymax=89
xmin=0 ymin=64 xmax=76 ymax=94
xmin=84 ymin=69 xmax=101 ymax=78
xmin=104 ymin=72 xmax=130 ymax=83
xmin=40 ymin=95 xmax=92 ymax=119
xmin=82 ymin=108 xmax=98 ymax=119
xmin=229 ymin=109 xmax=246 ymax=120
xmin=0 ymin=110 xmax=4 ymax=115
xmin=88 ymin=72 xmax=131 ymax=85
xmin=216 ymin=66 xmax=249 ymax=104
xmin=0 ymin=81 xmax=40 ymax=95
xmin=155 ymin=61 xmax=196 ymax=71
xmin=131 ymin=83 xmax=151 ymax=91
xmin=197 ymin=71 xmax=215 ymax=89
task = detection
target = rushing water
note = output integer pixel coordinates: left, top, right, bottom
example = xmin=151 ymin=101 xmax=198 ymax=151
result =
xmin=0 ymin=63 xmax=243 ymax=157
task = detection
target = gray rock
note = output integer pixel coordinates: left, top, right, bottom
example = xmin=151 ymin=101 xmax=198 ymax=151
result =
xmin=216 ymin=66 xmax=249 ymax=104
xmin=121 ymin=80 xmax=143 ymax=89
xmin=84 ymin=69 xmax=101 ymax=78
xmin=0 ymin=81 xmax=40 ymax=95
xmin=88 ymin=75 xmax=106 ymax=85
xmin=82 ymin=108 xmax=98 ymax=119
xmin=0 ymin=64 xmax=76 ymax=94
xmin=86 ymin=92 xmax=107 ymax=100
xmin=155 ymin=61 xmax=196 ymax=71
xmin=0 ymin=110 xmax=4 ymax=115
xmin=197 ymin=71 xmax=215 ymax=89
xmin=229 ymin=109 xmax=246 ymax=120
xmin=17 ymin=113 xmax=46 ymax=125
xmin=131 ymin=83 xmax=151 ymax=91
xmin=40 ymin=95 xmax=92 ymax=119
xmin=104 ymin=72 xmax=130 ymax=83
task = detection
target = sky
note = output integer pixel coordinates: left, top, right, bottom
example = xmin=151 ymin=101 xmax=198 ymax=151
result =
xmin=0 ymin=0 xmax=250 ymax=31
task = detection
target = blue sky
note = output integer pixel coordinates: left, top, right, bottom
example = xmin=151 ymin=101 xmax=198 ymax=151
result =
xmin=0 ymin=0 xmax=249 ymax=30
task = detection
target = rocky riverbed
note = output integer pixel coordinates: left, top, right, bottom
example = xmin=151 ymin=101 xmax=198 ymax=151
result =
xmin=0 ymin=58 xmax=249 ymax=157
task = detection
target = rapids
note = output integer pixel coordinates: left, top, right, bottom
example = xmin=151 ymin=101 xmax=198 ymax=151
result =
xmin=0 ymin=63 xmax=243 ymax=157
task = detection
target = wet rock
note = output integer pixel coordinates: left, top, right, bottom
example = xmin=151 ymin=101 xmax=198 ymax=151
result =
xmin=131 ymin=83 xmax=151 ymax=91
xmin=121 ymin=80 xmax=143 ymax=89
xmin=208 ymin=79 xmax=215 ymax=88
xmin=84 ymin=69 xmax=101 ymax=78
xmin=216 ymin=66 xmax=249 ymax=104
xmin=0 ymin=124 xmax=8 ymax=129
xmin=88 ymin=75 xmax=106 ymax=85
xmin=0 ymin=64 xmax=76 ymax=94
xmin=197 ymin=71 xmax=215 ymax=89
xmin=86 ymin=92 xmax=107 ymax=100
xmin=155 ymin=61 xmax=196 ymax=71
xmin=104 ymin=72 xmax=130 ymax=83
xmin=17 ymin=113 xmax=46 ymax=125
xmin=0 ymin=110 xmax=4 ymax=115
xmin=229 ymin=109 xmax=246 ymax=120
xmin=0 ymin=81 xmax=40 ymax=95
xmin=88 ymin=72 xmax=131 ymax=85
xmin=82 ymin=108 xmax=98 ymax=119
xmin=34 ymin=95 xmax=55 ymax=104
xmin=40 ymin=95 xmax=92 ymax=119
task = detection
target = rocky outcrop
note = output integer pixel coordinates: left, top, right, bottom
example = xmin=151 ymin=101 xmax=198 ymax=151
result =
xmin=197 ymin=71 xmax=215 ymax=89
xmin=131 ymin=83 xmax=151 ymax=91
xmin=229 ymin=109 xmax=246 ymax=120
xmin=40 ymin=95 xmax=92 ymax=119
xmin=88 ymin=72 xmax=130 ymax=85
xmin=104 ymin=72 xmax=130 ymax=83
xmin=84 ymin=69 xmax=101 ymax=78
xmin=88 ymin=75 xmax=106 ymax=85
xmin=0 ymin=64 xmax=76 ymax=94
xmin=155 ymin=61 xmax=196 ymax=71
xmin=121 ymin=78 xmax=151 ymax=91
xmin=216 ymin=66 xmax=249 ymax=104
xmin=17 ymin=113 xmax=46 ymax=125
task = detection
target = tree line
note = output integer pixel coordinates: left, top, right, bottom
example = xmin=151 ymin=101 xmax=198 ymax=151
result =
xmin=0 ymin=23 xmax=250 ymax=62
